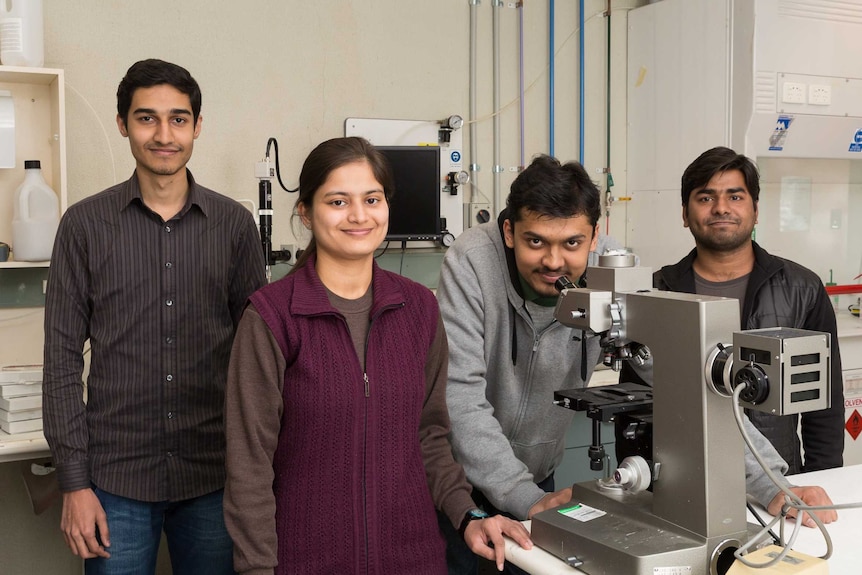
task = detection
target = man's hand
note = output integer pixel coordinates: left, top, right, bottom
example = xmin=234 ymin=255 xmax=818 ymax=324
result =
xmin=61 ymin=489 xmax=111 ymax=558
xmin=766 ymin=486 xmax=837 ymax=528
xmin=463 ymin=515 xmax=532 ymax=572
xmin=527 ymin=487 xmax=573 ymax=519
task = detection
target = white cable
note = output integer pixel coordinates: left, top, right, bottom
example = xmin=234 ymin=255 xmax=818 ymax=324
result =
xmin=731 ymin=384 xmax=832 ymax=567
xmin=65 ymin=82 xmax=118 ymax=184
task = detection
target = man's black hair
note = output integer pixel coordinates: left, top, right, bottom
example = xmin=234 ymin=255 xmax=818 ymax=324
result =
xmin=117 ymin=59 xmax=202 ymax=126
xmin=506 ymin=154 xmax=601 ymax=226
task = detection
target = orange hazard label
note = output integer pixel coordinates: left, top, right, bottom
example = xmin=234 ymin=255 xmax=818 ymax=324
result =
xmin=847 ymin=410 xmax=862 ymax=441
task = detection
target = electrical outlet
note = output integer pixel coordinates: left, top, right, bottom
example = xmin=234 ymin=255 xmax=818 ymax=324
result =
xmin=808 ymin=84 xmax=832 ymax=106
xmin=781 ymin=82 xmax=806 ymax=104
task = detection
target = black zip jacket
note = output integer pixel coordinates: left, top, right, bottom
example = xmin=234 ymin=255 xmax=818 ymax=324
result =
xmin=655 ymin=242 xmax=844 ymax=475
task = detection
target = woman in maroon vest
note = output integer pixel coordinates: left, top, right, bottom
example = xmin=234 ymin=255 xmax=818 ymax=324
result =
xmin=222 ymin=137 xmax=531 ymax=575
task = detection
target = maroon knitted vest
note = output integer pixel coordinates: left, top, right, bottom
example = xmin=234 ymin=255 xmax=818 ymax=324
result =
xmin=250 ymin=259 xmax=447 ymax=575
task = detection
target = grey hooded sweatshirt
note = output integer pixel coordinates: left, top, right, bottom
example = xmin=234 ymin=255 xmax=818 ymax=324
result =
xmin=437 ymin=214 xmax=604 ymax=519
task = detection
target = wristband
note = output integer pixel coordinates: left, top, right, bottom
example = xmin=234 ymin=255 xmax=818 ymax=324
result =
xmin=458 ymin=508 xmax=490 ymax=536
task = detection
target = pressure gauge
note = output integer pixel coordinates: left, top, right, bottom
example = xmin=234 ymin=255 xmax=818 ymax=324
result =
xmin=446 ymin=171 xmax=470 ymax=196
xmin=441 ymin=232 xmax=455 ymax=247
xmin=439 ymin=115 xmax=464 ymax=144
xmin=444 ymin=114 xmax=464 ymax=130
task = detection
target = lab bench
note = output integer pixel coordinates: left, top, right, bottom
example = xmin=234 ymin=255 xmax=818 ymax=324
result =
xmin=503 ymin=464 xmax=862 ymax=574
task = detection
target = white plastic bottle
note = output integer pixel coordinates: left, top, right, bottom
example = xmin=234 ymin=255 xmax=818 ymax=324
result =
xmin=12 ymin=160 xmax=59 ymax=261
xmin=0 ymin=0 xmax=44 ymax=67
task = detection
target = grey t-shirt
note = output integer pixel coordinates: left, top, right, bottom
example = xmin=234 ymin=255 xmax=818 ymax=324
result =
xmin=694 ymin=272 xmax=750 ymax=319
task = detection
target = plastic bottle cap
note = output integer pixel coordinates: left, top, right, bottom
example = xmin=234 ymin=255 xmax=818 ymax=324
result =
xmin=24 ymin=160 xmax=40 ymax=169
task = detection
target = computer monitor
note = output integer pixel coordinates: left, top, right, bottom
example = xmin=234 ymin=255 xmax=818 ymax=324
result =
xmin=377 ymin=146 xmax=442 ymax=242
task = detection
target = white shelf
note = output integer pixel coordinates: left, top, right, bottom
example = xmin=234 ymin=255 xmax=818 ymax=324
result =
xmin=0 ymin=260 xmax=50 ymax=269
xmin=0 ymin=429 xmax=49 ymax=463
xmin=0 ymin=66 xmax=67 ymax=269
xmin=0 ymin=65 xmax=65 ymax=85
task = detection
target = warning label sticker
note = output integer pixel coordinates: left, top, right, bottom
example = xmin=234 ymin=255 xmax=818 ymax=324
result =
xmin=769 ymin=115 xmax=794 ymax=151
xmin=846 ymin=409 xmax=862 ymax=440
xmin=558 ymin=503 xmax=606 ymax=522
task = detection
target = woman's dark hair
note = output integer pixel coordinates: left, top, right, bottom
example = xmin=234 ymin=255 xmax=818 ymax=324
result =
xmin=291 ymin=137 xmax=394 ymax=272
xmin=507 ymin=154 xmax=601 ymax=227
xmin=117 ymin=59 xmax=202 ymax=126
xmin=681 ymin=147 xmax=760 ymax=206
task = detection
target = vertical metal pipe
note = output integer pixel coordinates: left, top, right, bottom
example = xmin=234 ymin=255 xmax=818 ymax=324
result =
xmin=605 ymin=1 xmax=613 ymax=233
xmin=549 ymin=0 xmax=555 ymax=156
xmin=493 ymin=0 xmax=502 ymax=210
xmin=518 ymin=1 xmax=525 ymax=169
xmin=469 ymin=0 xmax=479 ymax=204
xmin=579 ymin=0 xmax=585 ymax=165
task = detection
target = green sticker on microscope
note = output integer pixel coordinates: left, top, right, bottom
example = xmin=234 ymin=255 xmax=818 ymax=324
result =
xmin=558 ymin=502 xmax=606 ymax=522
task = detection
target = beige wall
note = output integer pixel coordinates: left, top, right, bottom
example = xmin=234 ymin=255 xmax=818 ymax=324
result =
xmin=45 ymin=0 xmax=638 ymax=246
xmin=1 ymin=1 xmax=643 ymax=572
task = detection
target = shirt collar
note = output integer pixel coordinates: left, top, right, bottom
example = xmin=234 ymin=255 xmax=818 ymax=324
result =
xmin=120 ymin=169 xmax=209 ymax=218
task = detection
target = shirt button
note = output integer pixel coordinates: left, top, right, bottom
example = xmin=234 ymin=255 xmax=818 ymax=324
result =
xmin=166 ymin=374 xmax=173 ymax=382
xmin=165 ymin=262 xmax=172 ymax=268
xmin=165 ymin=225 xmax=172 ymax=233
xmin=166 ymin=337 xmax=174 ymax=344
xmin=167 ymin=451 xmax=173 ymax=457
xmin=166 ymin=299 xmax=173 ymax=307
xmin=168 ymin=411 xmax=174 ymax=419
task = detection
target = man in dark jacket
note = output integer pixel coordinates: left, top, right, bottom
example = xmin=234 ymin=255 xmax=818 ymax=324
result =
xmin=655 ymin=146 xmax=844 ymax=475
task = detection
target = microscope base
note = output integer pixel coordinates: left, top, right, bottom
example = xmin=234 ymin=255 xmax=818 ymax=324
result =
xmin=532 ymin=482 xmax=752 ymax=575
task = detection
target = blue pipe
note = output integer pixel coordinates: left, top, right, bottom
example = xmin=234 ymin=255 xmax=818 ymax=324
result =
xmin=579 ymin=0 xmax=585 ymax=165
xmin=549 ymin=0 xmax=555 ymax=157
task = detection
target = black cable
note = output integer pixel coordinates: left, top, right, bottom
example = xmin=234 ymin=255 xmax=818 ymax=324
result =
xmin=399 ymin=241 xmax=407 ymax=275
xmin=747 ymin=500 xmax=781 ymax=545
xmin=375 ymin=241 xmax=391 ymax=259
xmin=265 ymin=138 xmax=298 ymax=193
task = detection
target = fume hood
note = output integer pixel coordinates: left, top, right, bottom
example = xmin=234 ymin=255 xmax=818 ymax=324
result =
xmin=625 ymin=0 xmax=862 ymax=292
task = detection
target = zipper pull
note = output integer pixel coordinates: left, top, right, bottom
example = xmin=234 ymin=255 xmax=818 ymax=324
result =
xmin=364 ymin=373 xmax=370 ymax=397
xmin=533 ymin=338 xmax=540 ymax=353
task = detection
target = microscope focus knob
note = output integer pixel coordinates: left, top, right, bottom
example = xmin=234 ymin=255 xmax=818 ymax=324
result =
xmin=612 ymin=456 xmax=651 ymax=493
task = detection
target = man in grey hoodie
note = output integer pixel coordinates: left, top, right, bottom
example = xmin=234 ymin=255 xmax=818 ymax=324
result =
xmin=436 ymin=154 xmax=835 ymax=574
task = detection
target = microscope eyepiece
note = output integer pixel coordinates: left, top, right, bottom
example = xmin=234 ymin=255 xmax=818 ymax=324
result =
xmin=555 ymin=276 xmax=576 ymax=292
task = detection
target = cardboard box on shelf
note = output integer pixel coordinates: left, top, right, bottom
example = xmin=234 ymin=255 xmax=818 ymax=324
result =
xmin=0 ymin=394 xmax=42 ymax=412
xmin=0 ymin=381 xmax=42 ymax=398
xmin=0 ymin=417 xmax=42 ymax=434
xmin=0 ymin=366 xmax=43 ymax=383
xmin=0 ymin=408 xmax=41 ymax=423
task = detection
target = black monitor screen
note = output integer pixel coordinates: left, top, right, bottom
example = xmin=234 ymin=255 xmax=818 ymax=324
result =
xmin=378 ymin=146 xmax=441 ymax=241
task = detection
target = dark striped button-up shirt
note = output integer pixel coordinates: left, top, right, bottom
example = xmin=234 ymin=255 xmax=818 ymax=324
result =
xmin=43 ymin=170 xmax=266 ymax=502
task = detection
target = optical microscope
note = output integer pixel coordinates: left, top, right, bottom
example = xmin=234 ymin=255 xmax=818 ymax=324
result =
xmin=530 ymin=258 xmax=831 ymax=575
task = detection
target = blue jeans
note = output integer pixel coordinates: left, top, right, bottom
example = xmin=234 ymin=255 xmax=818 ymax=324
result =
xmin=438 ymin=474 xmax=555 ymax=575
xmin=85 ymin=487 xmax=235 ymax=575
